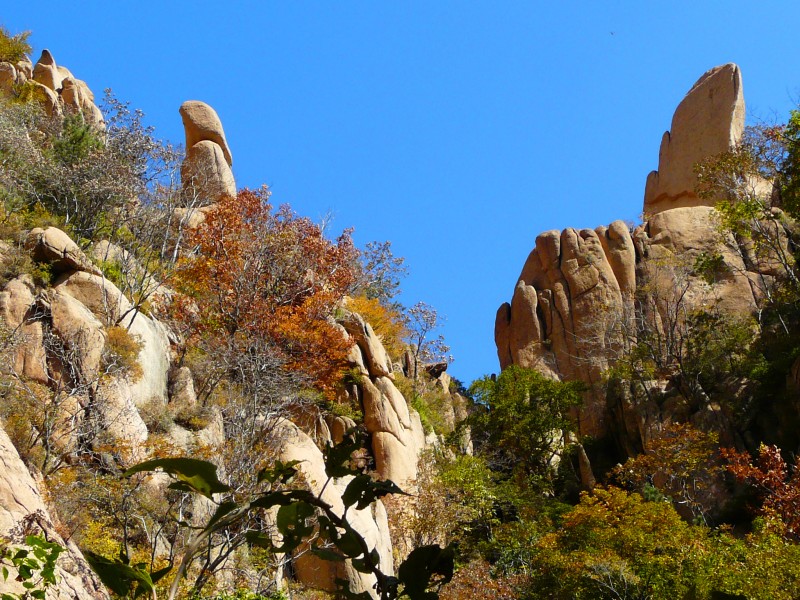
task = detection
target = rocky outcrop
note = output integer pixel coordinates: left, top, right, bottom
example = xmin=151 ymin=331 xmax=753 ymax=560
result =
xmin=0 ymin=427 xmax=108 ymax=600
xmin=27 ymin=227 xmax=102 ymax=277
xmin=496 ymin=64 xmax=771 ymax=452
xmin=0 ymin=275 xmax=48 ymax=382
xmin=338 ymin=310 xmax=426 ymax=486
xmin=179 ymin=101 xmax=236 ymax=206
xmin=275 ymin=419 xmax=393 ymax=599
xmin=0 ymin=49 xmax=103 ymax=126
xmin=179 ymin=101 xmax=233 ymax=166
xmin=644 ymin=63 xmax=744 ymax=215
xmin=53 ymin=270 xmax=171 ymax=408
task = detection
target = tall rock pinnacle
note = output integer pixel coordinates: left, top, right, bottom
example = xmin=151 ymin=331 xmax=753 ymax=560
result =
xmin=643 ymin=63 xmax=744 ymax=215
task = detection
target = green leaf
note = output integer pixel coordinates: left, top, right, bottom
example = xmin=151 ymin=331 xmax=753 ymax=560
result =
xmin=149 ymin=563 xmax=173 ymax=584
xmin=331 ymin=524 xmax=364 ymax=558
xmin=245 ymin=531 xmax=277 ymax=551
xmin=342 ymin=474 xmax=407 ymax=510
xmin=324 ymin=429 xmax=365 ymax=478
xmin=274 ymin=502 xmax=316 ymax=553
xmin=202 ymin=500 xmax=239 ymax=533
xmin=257 ymin=460 xmax=301 ymax=484
xmin=84 ymin=551 xmax=155 ymax=598
xmin=125 ymin=457 xmax=231 ymax=499
xmin=398 ymin=544 xmax=454 ymax=599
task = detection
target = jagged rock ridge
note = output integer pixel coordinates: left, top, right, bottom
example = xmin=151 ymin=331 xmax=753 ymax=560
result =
xmin=495 ymin=63 xmax=778 ymax=454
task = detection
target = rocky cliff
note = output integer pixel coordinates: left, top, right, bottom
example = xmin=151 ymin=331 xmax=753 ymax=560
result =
xmin=495 ymin=63 xmax=785 ymax=456
xmin=0 ymin=47 xmax=460 ymax=598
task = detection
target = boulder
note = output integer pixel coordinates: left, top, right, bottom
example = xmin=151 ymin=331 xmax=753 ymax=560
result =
xmin=0 ymin=62 xmax=16 ymax=95
xmin=0 ymin=276 xmax=48 ymax=382
xmin=54 ymin=271 xmax=171 ymax=407
xmin=47 ymin=289 xmax=106 ymax=384
xmin=644 ymin=64 xmax=744 ymax=215
xmin=26 ymin=227 xmax=100 ymax=276
xmin=169 ymin=366 xmax=197 ymax=408
xmin=60 ymin=77 xmax=103 ymax=126
xmin=15 ymin=57 xmax=33 ymax=80
xmin=94 ymin=378 xmax=149 ymax=464
xmin=274 ymin=419 xmax=393 ymax=598
xmin=26 ymin=80 xmax=61 ymax=117
xmin=179 ymin=101 xmax=233 ymax=166
xmin=172 ymin=204 xmax=214 ymax=231
xmin=360 ymin=375 xmax=421 ymax=485
xmin=341 ymin=312 xmax=393 ymax=379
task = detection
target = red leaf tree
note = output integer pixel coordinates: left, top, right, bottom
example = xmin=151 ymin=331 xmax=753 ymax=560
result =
xmin=723 ymin=443 xmax=800 ymax=539
xmin=174 ymin=187 xmax=359 ymax=396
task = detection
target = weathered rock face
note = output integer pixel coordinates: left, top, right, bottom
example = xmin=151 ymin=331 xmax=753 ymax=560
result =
xmin=496 ymin=64 xmax=770 ymax=452
xmin=275 ymin=419 xmax=393 ymax=599
xmin=0 ymin=427 xmax=108 ymax=600
xmin=0 ymin=49 xmax=103 ymax=126
xmin=181 ymin=140 xmax=236 ymax=202
xmin=53 ymin=270 xmax=171 ymax=409
xmin=644 ymin=63 xmax=744 ymax=215
xmin=32 ymin=49 xmax=62 ymax=92
xmin=337 ymin=309 xmax=426 ymax=486
xmin=27 ymin=227 xmax=102 ymax=277
xmin=179 ymin=101 xmax=233 ymax=167
xmin=0 ymin=276 xmax=48 ymax=382
xmin=496 ymin=221 xmax=635 ymax=435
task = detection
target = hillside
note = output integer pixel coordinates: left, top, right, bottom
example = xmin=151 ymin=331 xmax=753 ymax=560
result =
xmin=3 ymin=26 xmax=800 ymax=600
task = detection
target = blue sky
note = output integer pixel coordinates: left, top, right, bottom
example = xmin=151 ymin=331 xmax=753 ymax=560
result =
xmin=5 ymin=2 xmax=800 ymax=385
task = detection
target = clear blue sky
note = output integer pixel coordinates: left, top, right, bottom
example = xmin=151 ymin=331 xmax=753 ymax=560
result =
xmin=5 ymin=2 xmax=800 ymax=385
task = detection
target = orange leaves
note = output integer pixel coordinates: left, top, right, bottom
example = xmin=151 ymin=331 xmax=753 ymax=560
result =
xmin=173 ymin=187 xmax=359 ymax=395
xmin=723 ymin=443 xmax=800 ymax=539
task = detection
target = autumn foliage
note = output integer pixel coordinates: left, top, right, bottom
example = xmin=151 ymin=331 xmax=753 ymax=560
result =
xmin=173 ymin=187 xmax=359 ymax=395
xmin=723 ymin=443 xmax=800 ymax=539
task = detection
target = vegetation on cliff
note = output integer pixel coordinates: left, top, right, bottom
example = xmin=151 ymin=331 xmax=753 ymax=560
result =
xmin=7 ymin=24 xmax=800 ymax=600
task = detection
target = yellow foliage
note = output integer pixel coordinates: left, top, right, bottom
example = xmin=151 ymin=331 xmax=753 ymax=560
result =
xmin=345 ymin=295 xmax=408 ymax=359
xmin=102 ymin=325 xmax=143 ymax=382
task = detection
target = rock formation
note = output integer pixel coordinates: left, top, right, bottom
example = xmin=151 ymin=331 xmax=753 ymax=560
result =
xmin=0 ymin=48 xmax=103 ymax=126
xmin=0 ymin=79 xmax=453 ymax=598
xmin=276 ymin=419 xmax=394 ymax=597
xmin=496 ymin=64 xmax=775 ymax=453
xmin=339 ymin=311 xmax=427 ymax=486
xmin=0 ymin=427 xmax=108 ymax=600
xmin=644 ymin=63 xmax=744 ymax=215
xmin=179 ymin=101 xmax=236 ymax=205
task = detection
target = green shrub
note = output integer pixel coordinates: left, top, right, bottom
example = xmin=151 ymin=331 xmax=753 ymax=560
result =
xmin=0 ymin=26 xmax=31 ymax=63
xmin=0 ymin=243 xmax=51 ymax=288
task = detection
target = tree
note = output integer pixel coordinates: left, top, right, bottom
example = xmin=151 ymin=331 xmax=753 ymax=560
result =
xmin=355 ymin=240 xmax=408 ymax=307
xmin=610 ymin=423 xmax=724 ymax=524
xmin=85 ymin=442 xmax=454 ymax=600
xmin=173 ymin=187 xmax=359 ymax=397
xmin=723 ymin=443 xmax=800 ymax=540
xmin=403 ymin=302 xmax=450 ymax=379
xmin=468 ymin=366 xmax=584 ymax=489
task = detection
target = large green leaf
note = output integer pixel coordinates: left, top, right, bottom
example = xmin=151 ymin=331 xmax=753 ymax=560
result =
xmin=124 ymin=457 xmax=230 ymax=499
xmin=83 ymin=552 xmax=156 ymax=598
xmin=342 ymin=474 xmax=406 ymax=510
xmin=324 ymin=428 xmax=365 ymax=478
xmin=398 ymin=544 xmax=454 ymax=599
xmin=273 ymin=502 xmax=315 ymax=553
xmin=257 ymin=459 xmax=301 ymax=484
